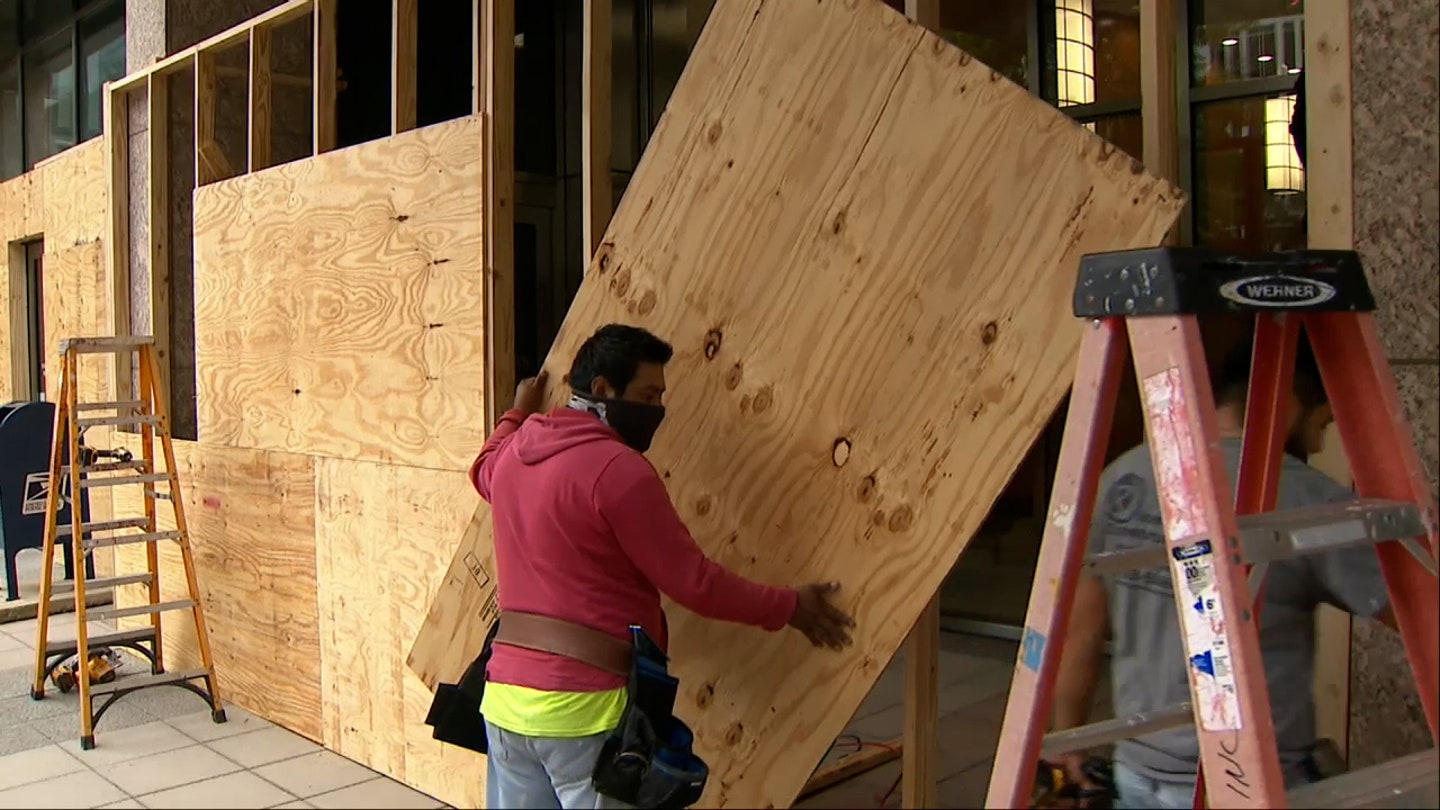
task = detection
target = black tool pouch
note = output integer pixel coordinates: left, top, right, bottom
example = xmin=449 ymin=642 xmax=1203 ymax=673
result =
xmin=592 ymin=626 xmax=709 ymax=809
xmin=423 ymin=618 xmax=500 ymax=755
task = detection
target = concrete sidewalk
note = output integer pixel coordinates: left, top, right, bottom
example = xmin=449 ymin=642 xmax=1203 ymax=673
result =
xmin=0 ymin=615 xmax=448 ymax=809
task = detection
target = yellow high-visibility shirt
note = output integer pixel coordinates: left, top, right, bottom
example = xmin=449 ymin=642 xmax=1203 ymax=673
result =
xmin=481 ymin=682 xmax=627 ymax=738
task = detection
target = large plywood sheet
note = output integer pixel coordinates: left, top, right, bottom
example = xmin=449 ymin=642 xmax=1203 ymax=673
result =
xmin=192 ymin=115 xmax=485 ymax=472
xmin=314 ymin=458 xmax=485 ymax=807
xmin=113 ymin=440 xmax=322 ymax=740
xmin=410 ymin=1 xmax=1184 ymax=807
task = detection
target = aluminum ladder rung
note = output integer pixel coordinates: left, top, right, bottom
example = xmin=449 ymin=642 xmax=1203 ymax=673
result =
xmin=76 ymin=413 xmax=161 ymax=429
xmin=74 ymin=399 xmax=145 ymax=413
xmin=89 ymin=668 xmax=211 ymax=697
xmin=89 ymin=599 xmax=196 ymax=623
xmin=1085 ymin=499 xmax=1428 ymax=577
xmin=78 ymin=472 xmax=170 ymax=489
xmin=51 ymin=572 xmax=155 ymax=596
xmin=83 ymin=530 xmax=181 ymax=550
xmin=45 ymin=626 xmax=157 ymax=656
xmin=56 ymin=517 xmax=151 ymax=537
xmin=1039 ymin=702 xmax=1193 ymax=758
xmin=58 ymin=336 xmax=154 ymax=354
xmin=1287 ymin=747 xmax=1439 ymax=809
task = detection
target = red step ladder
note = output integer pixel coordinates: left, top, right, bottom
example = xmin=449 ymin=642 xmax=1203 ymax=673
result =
xmin=985 ymin=248 xmax=1439 ymax=808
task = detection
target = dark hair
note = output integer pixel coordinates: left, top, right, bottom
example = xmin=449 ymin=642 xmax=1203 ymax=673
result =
xmin=569 ymin=324 xmax=674 ymax=396
xmin=1214 ymin=334 xmax=1327 ymax=410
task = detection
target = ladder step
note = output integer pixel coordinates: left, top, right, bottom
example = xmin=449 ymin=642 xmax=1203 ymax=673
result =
xmin=79 ymin=472 xmax=171 ymax=489
xmin=1085 ymin=499 xmax=1425 ymax=577
xmin=74 ymin=399 xmax=145 ymax=412
xmin=56 ymin=517 xmax=152 ymax=536
xmin=1287 ymin=747 xmax=1439 ymax=809
xmin=62 ymin=460 xmax=150 ymax=475
xmin=83 ymin=530 xmax=181 ymax=551
xmin=52 ymin=572 xmax=155 ymax=596
xmin=58 ymin=336 xmax=154 ymax=354
xmin=1040 ymin=702 xmax=1193 ymax=757
xmin=90 ymin=668 xmax=212 ymax=697
xmin=45 ymin=626 xmax=157 ymax=656
xmin=89 ymin=599 xmax=196 ymax=622
xmin=76 ymin=414 xmax=162 ymax=429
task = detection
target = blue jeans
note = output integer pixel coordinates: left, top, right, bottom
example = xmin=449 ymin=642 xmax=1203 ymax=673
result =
xmin=485 ymin=720 xmax=633 ymax=809
xmin=1112 ymin=761 xmax=1197 ymax=810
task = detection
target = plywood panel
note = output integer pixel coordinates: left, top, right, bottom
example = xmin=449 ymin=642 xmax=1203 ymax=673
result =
xmin=314 ymin=457 xmax=484 ymax=807
xmin=410 ymin=1 xmax=1185 ymax=807
xmin=192 ymin=115 xmax=485 ymax=472
xmin=112 ymin=440 xmax=322 ymax=740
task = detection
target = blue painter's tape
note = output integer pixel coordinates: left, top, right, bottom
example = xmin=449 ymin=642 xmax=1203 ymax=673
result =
xmin=1020 ymin=627 xmax=1046 ymax=672
xmin=1191 ymin=650 xmax=1215 ymax=677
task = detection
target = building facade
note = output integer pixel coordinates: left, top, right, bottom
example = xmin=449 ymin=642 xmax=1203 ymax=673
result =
xmin=2 ymin=0 xmax=1435 ymax=785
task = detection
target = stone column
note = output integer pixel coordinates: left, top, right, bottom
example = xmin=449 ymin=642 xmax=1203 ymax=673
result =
xmin=1345 ymin=0 xmax=1440 ymax=767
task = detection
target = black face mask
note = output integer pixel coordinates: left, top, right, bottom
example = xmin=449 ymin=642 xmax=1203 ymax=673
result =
xmin=569 ymin=392 xmax=667 ymax=453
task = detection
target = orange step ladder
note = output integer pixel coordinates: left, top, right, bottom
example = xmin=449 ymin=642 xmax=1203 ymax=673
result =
xmin=985 ymin=248 xmax=1438 ymax=808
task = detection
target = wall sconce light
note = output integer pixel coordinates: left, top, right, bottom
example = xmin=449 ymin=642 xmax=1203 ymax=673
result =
xmin=1265 ymin=94 xmax=1304 ymax=194
xmin=1056 ymin=0 xmax=1095 ymax=107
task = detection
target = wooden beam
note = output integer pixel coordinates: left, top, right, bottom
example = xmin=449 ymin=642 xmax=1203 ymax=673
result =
xmin=313 ymin=0 xmax=338 ymax=155
xmin=148 ymin=74 xmax=171 ymax=400
xmin=471 ymin=0 xmax=482 ymax=114
xmin=582 ymin=0 xmax=613 ymax=261
xmin=194 ymin=50 xmax=219 ymax=186
xmin=1304 ymin=0 xmax=1355 ymax=762
xmin=904 ymin=0 xmax=940 ymax=28
xmin=248 ymin=25 xmax=273 ymax=172
xmin=799 ymin=739 xmax=903 ymax=799
xmin=902 ymin=595 xmax=939 ymax=808
xmin=482 ymin=0 xmax=516 ymax=423
xmin=1140 ymin=0 xmax=1179 ymax=243
xmin=103 ymin=83 xmax=133 ymax=395
xmin=392 ymin=0 xmax=418 ymax=135
xmin=108 ymin=0 xmax=313 ymax=94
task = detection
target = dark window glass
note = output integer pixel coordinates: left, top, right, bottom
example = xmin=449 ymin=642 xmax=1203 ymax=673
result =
xmin=1192 ymin=93 xmax=1306 ymax=252
xmin=938 ymin=2 xmax=1030 ymax=89
xmin=1082 ymin=111 xmax=1143 ymax=162
xmin=20 ymin=0 xmax=72 ymax=41
xmin=1190 ymin=0 xmax=1304 ymax=87
xmin=1 ymin=0 xmax=19 ymax=63
xmin=1 ymin=61 xmax=19 ymax=179
xmin=78 ymin=1 xmax=123 ymax=140
xmin=23 ymin=30 xmax=75 ymax=165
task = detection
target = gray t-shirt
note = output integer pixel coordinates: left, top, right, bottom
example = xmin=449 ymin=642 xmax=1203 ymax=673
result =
xmin=1089 ymin=438 xmax=1389 ymax=783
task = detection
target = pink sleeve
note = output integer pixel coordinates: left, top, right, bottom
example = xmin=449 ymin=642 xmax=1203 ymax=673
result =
xmin=469 ymin=409 xmax=528 ymax=502
xmin=594 ymin=453 xmax=798 ymax=632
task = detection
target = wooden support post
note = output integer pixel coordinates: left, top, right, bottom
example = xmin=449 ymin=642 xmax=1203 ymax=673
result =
xmin=471 ymin=0 xmax=482 ymax=114
xmin=313 ymin=0 xmax=338 ymax=155
xmin=903 ymin=595 xmax=940 ymax=808
xmin=904 ymin=0 xmax=940 ymax=28
xmin=147 ymin=74 xmax=171 ymax=399
xmin=482 ymin=0 xmax=516 ymax=424
xmin=392 ymin=0 xmax=418 ymax=135
xmin=249 ymin=24 xmax=272 ymax=172
xmin=103 ymin=84 xmax=133 ymax=397
xmin=194 ymin=49 xmax=218 ymax=186
xmin=1304 ymin=0 xmax=1355 ymax=761
xmin=1140 ymin=0 xmax=1179 ymax=243
xmin=582 ymin=0 xmax=613 ymax=262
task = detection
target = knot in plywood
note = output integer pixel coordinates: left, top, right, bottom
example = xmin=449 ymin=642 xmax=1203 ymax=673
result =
xmin=831 ymin=438 xmax=852 ymax=467
xmin=704 ymin=329 xmax=724 ymax=360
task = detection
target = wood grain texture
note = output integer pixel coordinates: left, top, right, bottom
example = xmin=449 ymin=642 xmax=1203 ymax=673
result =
xmin=191 ymin=115 xmax=485 ymax=471
xmin=314 ymin=457 xmax=484 ymax=807
xmin=250 ymin=25 xmax=273 ymax=172
xmin=410 ymin=1 xmax=1185 ymax=807
xmin=112 ymin=440 xmax=322 ymax=740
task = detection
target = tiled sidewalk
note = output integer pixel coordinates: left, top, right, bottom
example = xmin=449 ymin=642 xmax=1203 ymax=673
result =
xmin=0 ymin=617 xmax=448 ymax=809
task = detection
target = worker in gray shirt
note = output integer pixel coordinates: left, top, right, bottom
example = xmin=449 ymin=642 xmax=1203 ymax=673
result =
xmin=1050 ymin=336 xmax=1401 ymax=809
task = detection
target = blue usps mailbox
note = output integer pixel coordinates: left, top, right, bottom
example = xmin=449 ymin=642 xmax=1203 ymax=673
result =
xmin=0 ymin=401 xmax=91 ymax=601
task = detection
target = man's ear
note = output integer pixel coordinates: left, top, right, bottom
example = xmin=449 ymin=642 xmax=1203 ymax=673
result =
xmin=590 ymin=376 xmax=614 ymax=399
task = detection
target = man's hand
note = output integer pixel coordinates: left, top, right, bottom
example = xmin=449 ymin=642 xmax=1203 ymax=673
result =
xmin=788 ymin=582 xmax=855 ymax=650
xmin=514 ymin=370 xmax=549 ymax=416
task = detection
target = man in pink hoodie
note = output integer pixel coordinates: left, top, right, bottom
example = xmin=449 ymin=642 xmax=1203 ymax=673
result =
xmin=470 ymin=323 xmax=854 ymax=809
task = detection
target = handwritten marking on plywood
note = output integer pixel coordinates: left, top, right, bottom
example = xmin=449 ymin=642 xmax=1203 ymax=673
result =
xmin=314 ymin=457 xmax=485 ymax=807
xmin=113 ymin=440 xmax=322 ymax=741
xmin=192 ymin=115 xmax=485 ymax=472
xmin=410 ymin=1 xmax=1185 ymax=807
